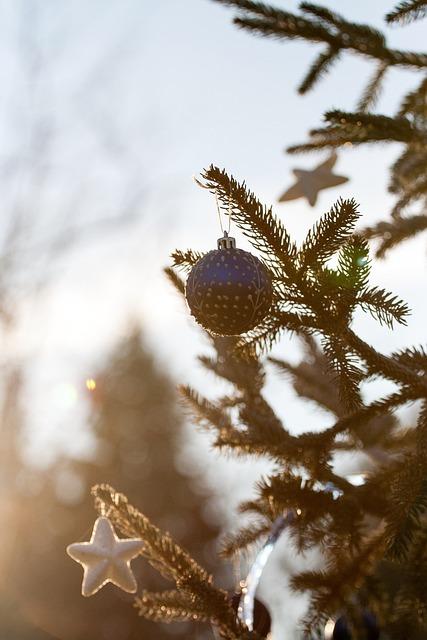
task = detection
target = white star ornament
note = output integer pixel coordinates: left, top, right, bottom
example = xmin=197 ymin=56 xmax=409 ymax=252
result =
xmin=278 ymin=153 xmax=349 ymax=207
xmin=67 ymin=516 xmax=144 ymax=597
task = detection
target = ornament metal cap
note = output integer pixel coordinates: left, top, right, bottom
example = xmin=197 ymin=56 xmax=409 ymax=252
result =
xmin=217 ymin=230 xmax=236 ymax=249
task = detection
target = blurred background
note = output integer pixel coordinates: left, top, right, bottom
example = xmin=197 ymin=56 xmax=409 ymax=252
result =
xmin=0 ymin=1 xmax=425 ymax=638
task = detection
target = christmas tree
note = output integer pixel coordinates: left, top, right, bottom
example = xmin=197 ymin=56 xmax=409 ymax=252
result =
xmin=71 ymin=2 xmax=427 ymax=638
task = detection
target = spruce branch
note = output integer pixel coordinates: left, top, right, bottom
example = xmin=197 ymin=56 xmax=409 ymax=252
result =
xmin=198 ymin=352 xmax=263 ymax=391
xmin=300 ymin=3 xmax=386 ymax=49
xmin=135 ymin=590 xmax=211 ymax=623
xmin=398 ymin=76 xmax=427 ymax=117
xmin=329 ymin=388 xmax=419 ymax=437
xmin=393 ymin=345 xmax=427 ymax=372
xmin=288 ymin=110 xmax=423 ymax=154
xmin=201 ymin=335 xmax=266 ymax=392
xmin=238 ymin=497 xmax=277 ymax=519
xmin=199 ymin=165 xmax=297 ymax=278
xmin=174 ymin=175 xmax=418 ymax=394
xmin=171 ymin=249 xmax=205 ymax=272
xmin=386 ymin=0 xmax=427 ymax=24
xmin=92 ymin=484 xmax=211 ymax=584
xmin=180 ymin=372 xmax=339 ymax=472
xmin=298 ymin=46 xmax=340 ymax=94
xmin=213 ymin=0 xmax=427 ymax=69
xmin=357 ymin=286 xmax=410 ymax=328
xmin=336 ymin=235 xmax=371 ymax=292
xmin=220 ymin=521 xmax=272 ymax=557
xmin=167 ymin=165 xmax=427 ymax=636
xmin=389 ymin=149 xmax=427 ymax=199
xmin=344 ymin=329 xmax=427 ymax=391
xmin=384 ymin=455 xmax=427 ymax=560
xmin=391 ymin=174 xmax=427 ymax=217
xmin=292 ymin=530 xmax=386 ymax=633
xmin=322 ymin=335 xmax=364 ymax=410
xmin=363 ymin=214 xmax=427 ymax=257
xmin=357 ymin=62 xmax=389 ymax=112
xmin=179 ymin=383 xmax=298 ymax=464
xmin=269 ymin=337 xmax=346 ymax=417
xmin=299 ymin=3 xmax=351 ymax=28
xmin=212 ymin=1 xmax=427 ymax=255
xmin=178 ymin=385 xmax=236 ymax=439
xmin=238 ymin=391 xmax=289 ymax=442
xmin=164 ymin=266 xmax=185 ymax=295
xmin=233 ymin=311 xmax=293 ymax=359
xmin=91 ymin=484 xmax=252 ymax=639
xmin=416 ymin=399 xmax=427 ymax=458
xmin=299 ymin=198 xmax=360 ymax=267
xmin=258 ymin=472 xmax=361 ymax=522
xmin=210 ymin=0 xmax=298 ymax=22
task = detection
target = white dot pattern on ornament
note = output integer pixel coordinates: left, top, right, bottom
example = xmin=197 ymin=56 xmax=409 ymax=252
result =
xmin=185 ymin=248 xmax=272 ymax=336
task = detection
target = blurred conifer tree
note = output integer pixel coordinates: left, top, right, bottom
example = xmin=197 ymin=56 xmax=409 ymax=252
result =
xmin=0 ymin=330 xmax=223 ymax=640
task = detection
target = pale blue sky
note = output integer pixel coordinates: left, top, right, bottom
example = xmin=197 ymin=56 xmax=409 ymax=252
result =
xmin=9 ymin=0 xmax=423 ymax=451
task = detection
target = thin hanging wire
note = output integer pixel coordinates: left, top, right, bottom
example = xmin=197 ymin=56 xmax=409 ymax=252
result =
xmin=215 ymin=192 xmax=232 ymax=236
xmin=192 ymin=174 xmax=232 ymax=237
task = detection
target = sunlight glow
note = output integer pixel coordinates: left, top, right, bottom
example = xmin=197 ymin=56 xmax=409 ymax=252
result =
xmin=53 ymin=383 xmax=78 ymax=409
xmin=86 ymin=378 xmax=96 ymax=391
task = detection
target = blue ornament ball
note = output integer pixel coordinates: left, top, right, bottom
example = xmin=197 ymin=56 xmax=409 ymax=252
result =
xmin=230 ymin=592 xmax=271 ymax=638
xmin=185 ymin=235 xmax=272 ymax=336
xmin=331 ymin=612 xmax=380 ymax=640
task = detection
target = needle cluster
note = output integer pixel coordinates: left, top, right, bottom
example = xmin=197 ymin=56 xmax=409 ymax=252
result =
xmin=214 ymin=0 xmax=427 ymax=257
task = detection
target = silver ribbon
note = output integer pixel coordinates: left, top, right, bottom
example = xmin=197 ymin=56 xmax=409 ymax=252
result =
xmin=237 ymin=511 xmax=294 ymax=631
xmin=237 ymin=481 xmax=343 ymax=633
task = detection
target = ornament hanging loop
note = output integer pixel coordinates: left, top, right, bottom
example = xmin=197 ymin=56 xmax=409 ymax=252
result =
xmin=217 ymin=230 xmax=236 ymax=249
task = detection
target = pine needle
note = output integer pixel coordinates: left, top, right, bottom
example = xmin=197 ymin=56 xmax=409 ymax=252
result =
xmin=386 ymin=0 xmax=427 ymax=24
